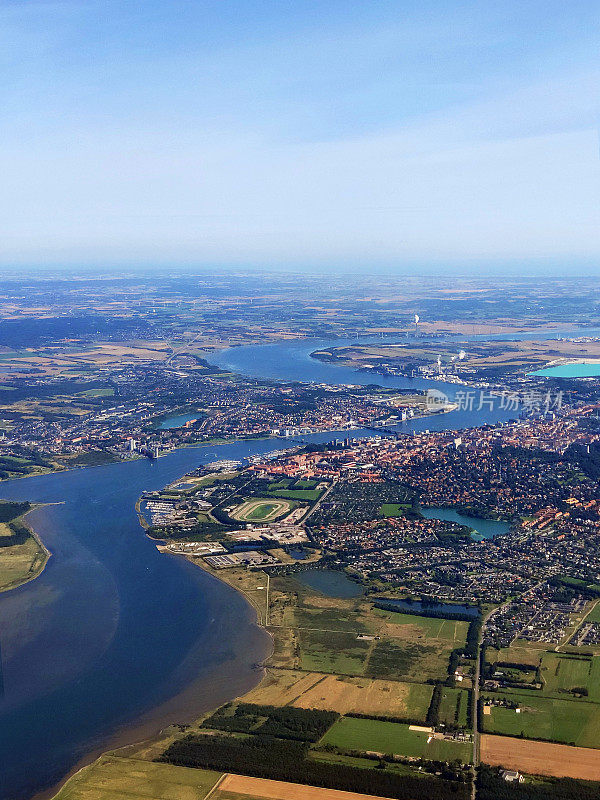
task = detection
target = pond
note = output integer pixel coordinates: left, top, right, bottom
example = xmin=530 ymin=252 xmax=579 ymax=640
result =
xmin=529 ymin=362 xmax=600 ymax=378
xmin=288 ymin=548 xmax=309 ymax=560
xmin=157 ymin=411 xmax=203 ymax=429
xmin=420 ymin=507 xmax=510 ymax=540
xmin=375 ymin=598 xmax=480 ymax=619
xmin=294 ymin=568 xmax=364 ymax=598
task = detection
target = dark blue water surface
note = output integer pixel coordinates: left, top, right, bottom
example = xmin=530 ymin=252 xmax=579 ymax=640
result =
xmin=0 ymin=442 xmax=282 ymax=800
xmin=209 ymin=338 xmax=519 ymax=430
xmin=0 ymin=337 xmax=522 ymax=799
xmin=376 ymin=598 xmax=480 ymax=619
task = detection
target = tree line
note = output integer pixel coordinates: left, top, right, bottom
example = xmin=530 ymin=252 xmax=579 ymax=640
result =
xmin=160 ymin=732 xmax=470 ymax=800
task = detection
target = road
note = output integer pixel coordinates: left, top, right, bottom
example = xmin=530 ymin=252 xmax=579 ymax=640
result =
xmin=471 ymin=581 xmax=545 ymax=798
xmin=301 ymin=480 xmax=336 ymax=524
xmin=471 ymin=604 xmax=496 ymax=798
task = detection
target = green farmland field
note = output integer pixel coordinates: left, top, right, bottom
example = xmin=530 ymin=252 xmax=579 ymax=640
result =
xmin=53 ymin=755 xmax=222 ymax=800
xmin=438 ymin=687 xmax=469 ymax=727
xmin=482 ymin=692 xmax=600 ymax=748
xmin=539 ymin=653 xmax=600 ymax=701
xmin=320 ymin=717 xmax=472 ymax=763
xmin=373 ymin=608 xmax=470 ymax=642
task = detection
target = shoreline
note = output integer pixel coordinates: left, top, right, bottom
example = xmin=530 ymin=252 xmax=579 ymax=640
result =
xmin=36 ymin=564 xmax=275 ymax=800
xmin=23 ymin=503 xmax=274 ymax=800
xmin=0 ymin=503 xmax=54 ymax=594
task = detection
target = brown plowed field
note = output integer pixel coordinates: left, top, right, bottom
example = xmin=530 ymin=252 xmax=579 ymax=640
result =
xmin=481 ymin=734 xmax=600 ymax=780
xmin=215 ymin=774 xmax=399 ymax=800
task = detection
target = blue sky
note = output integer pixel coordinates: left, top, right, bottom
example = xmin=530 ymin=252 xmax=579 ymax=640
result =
xmin=1 ymin=0 xmax=598 ymax=271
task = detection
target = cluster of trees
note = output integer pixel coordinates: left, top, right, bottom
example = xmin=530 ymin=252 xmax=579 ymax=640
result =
xmin=0 ymin=501 xmax=30 ymax=523
xmin=549 ymin=576 xmax=600 ymax=598
xmin=0 ymin=501 xmax=32 ymax=548
xmin=160 ymin=732 xmax=470 ymax=800
xmin=426 ymin=685 xmax=443 ymax=726
xmin=566 ymin=441 xmax=600 ymax=481
xmin=202 ymin=703 xmax=338 ymax=742
xmin=464 ymin=618 xmax=482 ymax=659
xmin=0 ymin=449 xmax=52 ymax=480
xmin=477 ymin=766 xmax=600 ymax=800
xmin=446 ymin=650 xmax=462 ymax=688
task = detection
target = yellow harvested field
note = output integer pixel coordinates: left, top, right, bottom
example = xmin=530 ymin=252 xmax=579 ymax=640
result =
xmin=242 ymin=669 xmax=431 ymax=719
xmin=215 ymin=774 xmax=397 ymax=800
xmin=291 ymin=674 xmax=423 ymax=717
xmin=481 ymin=734 xmax=600 ymax=781
xmin=244 ymin=670 xmax=325 ymax=705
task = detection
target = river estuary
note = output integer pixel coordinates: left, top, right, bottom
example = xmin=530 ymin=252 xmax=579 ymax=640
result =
xmin=0 ymin=338 xmax=519 ymax=799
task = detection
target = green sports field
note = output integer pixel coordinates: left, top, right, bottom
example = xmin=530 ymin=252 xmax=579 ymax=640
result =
xmin=267 ymin=488 xmax=322 ymax=501
xmin=380 ymin=503 xmax=411 ymax=517
xmin=320 ymin=717 xmax=472 ymax=762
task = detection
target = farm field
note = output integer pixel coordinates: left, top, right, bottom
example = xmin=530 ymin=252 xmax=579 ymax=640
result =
xmin=487 ymin=642 xmax=547 ymax=668
xmin=214 ymin=773 xmax=402 ymax=800
xmin=373 ymin=608 xmax=469 ymax=642
xmin=481 ymin=692 xmax=600 ymax=747
xmin=539 ymin=652 xmax=600 ymax=701
xmin=481 ymin=734 xmax=600 ymax=781
xmin=53 ymin=755 xmax=222 ymax=800
xmin=243 ymin=669 xmax=434 ymax=719
xmin=320 ymin=717 xmax=472 ymax=763
xmin=437 ymin=687 xmax=469 ymax=727
xmin=292 ymin=674 xmax=433 ymax=720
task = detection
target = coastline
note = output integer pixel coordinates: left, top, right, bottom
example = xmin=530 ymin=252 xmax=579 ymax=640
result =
xmin=39 ymin=462 xmax=281 ymax=799
xmin=0 ymin=503 xmax=53 ymax=594
xmin=35 ymin=550 xmax=274 ymax=800
xmin=17 ymin=485 xmax=274 ymax=800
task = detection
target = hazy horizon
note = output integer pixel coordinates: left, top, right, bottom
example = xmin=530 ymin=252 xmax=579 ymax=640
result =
xmin=1 ymin=1 xmax=599 ymax=271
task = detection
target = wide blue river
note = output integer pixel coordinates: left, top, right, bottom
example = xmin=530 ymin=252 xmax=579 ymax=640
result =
xmin=0 ymin=338 xmax=519 ymax=799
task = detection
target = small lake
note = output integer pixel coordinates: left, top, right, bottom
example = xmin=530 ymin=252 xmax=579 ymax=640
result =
xmin=375 ymin=598 xmax=480 ymax=619
xmin=294 ymin=569 xmax=364 ymax=598
xmin=158 ymin=411 xmax=203 ymax=429
xmin=529 ymin=362 xmax=600 ymax=378
xmin=421 ymin=507 xmax=510 ymax=540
